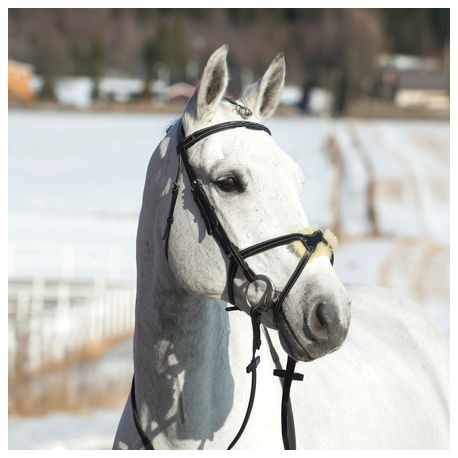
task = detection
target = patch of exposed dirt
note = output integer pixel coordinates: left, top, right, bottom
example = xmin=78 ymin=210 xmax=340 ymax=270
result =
xmin=9 ymin=335 xmax=133 ymax=416
xmin=378 ymin=237 xmax=449 ymax=304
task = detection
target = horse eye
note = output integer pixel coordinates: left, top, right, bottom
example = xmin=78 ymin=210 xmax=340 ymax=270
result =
xmin=217 ymin=176 xmax=239 ymax=192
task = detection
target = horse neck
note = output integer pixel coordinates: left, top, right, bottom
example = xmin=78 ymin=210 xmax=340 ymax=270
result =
xmin=132 ymin=128 xmax=236 ymax=447
xmin=133 ymin=265 xmax=234 ymax=446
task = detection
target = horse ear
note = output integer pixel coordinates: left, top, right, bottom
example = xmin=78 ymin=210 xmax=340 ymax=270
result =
xmin=241 ymin=52 xmax=285 ymax=119
xmin=184 ymin=44 xmax=229 ymax=126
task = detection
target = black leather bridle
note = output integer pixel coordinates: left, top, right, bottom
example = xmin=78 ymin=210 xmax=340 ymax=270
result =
xmin=130 ymin=99 xmax=335 ymax=450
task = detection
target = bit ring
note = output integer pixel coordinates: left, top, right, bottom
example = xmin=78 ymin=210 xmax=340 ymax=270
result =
xmin=245 ymin=274 xmax=276 ymax=313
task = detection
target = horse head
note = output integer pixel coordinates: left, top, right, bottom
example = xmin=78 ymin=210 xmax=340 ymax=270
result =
xmin=164 ymin=45 xmax=351 ymax=362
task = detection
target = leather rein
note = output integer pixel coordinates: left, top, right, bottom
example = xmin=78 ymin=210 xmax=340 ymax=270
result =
xmin=130 ymin=99 xmax=334 ymax=450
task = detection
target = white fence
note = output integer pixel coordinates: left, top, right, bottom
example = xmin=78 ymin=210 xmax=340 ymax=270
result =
xmin=8 ymin=276 xmax=136 ymax=377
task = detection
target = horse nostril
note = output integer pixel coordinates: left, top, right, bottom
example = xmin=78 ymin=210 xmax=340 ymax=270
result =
xmin=316 ymin=302 xmax=329 ymax=328
xmin=306 ymin=302 xmax=332 ymax=342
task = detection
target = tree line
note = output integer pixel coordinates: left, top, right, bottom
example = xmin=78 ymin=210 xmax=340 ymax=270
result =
xmin=8 ymin=8 xmax=449 ymax=101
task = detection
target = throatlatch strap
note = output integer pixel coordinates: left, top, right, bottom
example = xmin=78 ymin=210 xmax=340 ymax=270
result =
xmin=130 ymin=378 xmax=154 ymax=450
xmin=227 ymin=309 xmax=262 ymax=449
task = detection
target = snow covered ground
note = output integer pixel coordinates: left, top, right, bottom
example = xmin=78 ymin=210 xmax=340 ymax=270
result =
xmin=8 ymin=409 xmax=121 ymax=450
xmin=8 ymin=110 xmax=449 ymax=449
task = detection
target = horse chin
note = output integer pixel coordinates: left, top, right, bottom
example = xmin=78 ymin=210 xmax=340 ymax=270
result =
xmin=276 ymin=311 xmax=316 ymax=362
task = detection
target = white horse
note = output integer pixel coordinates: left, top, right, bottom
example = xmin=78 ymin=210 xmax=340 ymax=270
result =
xmin=113 ymin=45 xmax=449 ymax=449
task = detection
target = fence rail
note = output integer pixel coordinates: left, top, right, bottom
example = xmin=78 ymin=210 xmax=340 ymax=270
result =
xmin=8 ymin=241 xmax=135 ymax=280
xmin=8 ymin=276 xmax=136 ymax=377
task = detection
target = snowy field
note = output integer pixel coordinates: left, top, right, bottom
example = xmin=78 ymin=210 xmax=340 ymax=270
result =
xmin=8 ymin=110 xmax=450 ymax=449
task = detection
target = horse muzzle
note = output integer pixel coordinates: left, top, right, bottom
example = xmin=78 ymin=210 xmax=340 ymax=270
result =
xmin=276 ymin=282 xmax=351 ymax=362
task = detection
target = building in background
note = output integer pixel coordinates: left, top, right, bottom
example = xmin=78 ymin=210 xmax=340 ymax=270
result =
xmin=8 ymin=60 xmax=34 ymax=100
xmin=375 ymin=54 xmax=450 ymax=111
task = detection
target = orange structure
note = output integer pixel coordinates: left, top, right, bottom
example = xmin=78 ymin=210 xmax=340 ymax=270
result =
xmin=8 ymin=60 xmax=34 ymax=100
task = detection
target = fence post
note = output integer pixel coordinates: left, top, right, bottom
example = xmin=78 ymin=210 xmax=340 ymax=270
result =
xmin=9 ymin=275 xmax=136 ymax=379
xmin=30 ymin=276 xmax=45 ymax=370
xmin=13 ymin=289 xmax=30 ymax=376
xmin=56 ymin=282 xmax=71 ymax=360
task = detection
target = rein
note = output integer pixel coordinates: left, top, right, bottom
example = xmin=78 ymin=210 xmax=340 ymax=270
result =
xmin=131 ymin=99 xmax=334 ymax=450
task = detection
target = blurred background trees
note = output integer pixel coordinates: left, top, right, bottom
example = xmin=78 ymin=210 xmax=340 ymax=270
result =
xmin=8 ymin=8 xmax=449 ymax=111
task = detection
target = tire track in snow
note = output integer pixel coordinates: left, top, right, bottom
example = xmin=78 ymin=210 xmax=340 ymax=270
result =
xmin=355 ymin=122 xmax=449 ymax=328
xmin=323 ymin=119 xmax=379 ymax=240
xmin=366 ymin=124 xmax=432 ymax=237
xmin=378 ymin=237 xmax=449 ymax=330
xmin=323 ymin=133 xmax=343 ymax=238
xmin=345 ymin=120 xmax=380 ymax=237
xmin=325 ymin=119 xmax=449 ymax=331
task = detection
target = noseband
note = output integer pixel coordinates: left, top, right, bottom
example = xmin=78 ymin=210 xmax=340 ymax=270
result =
xmin=132 ymin=100 xmax=335 ymax=450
